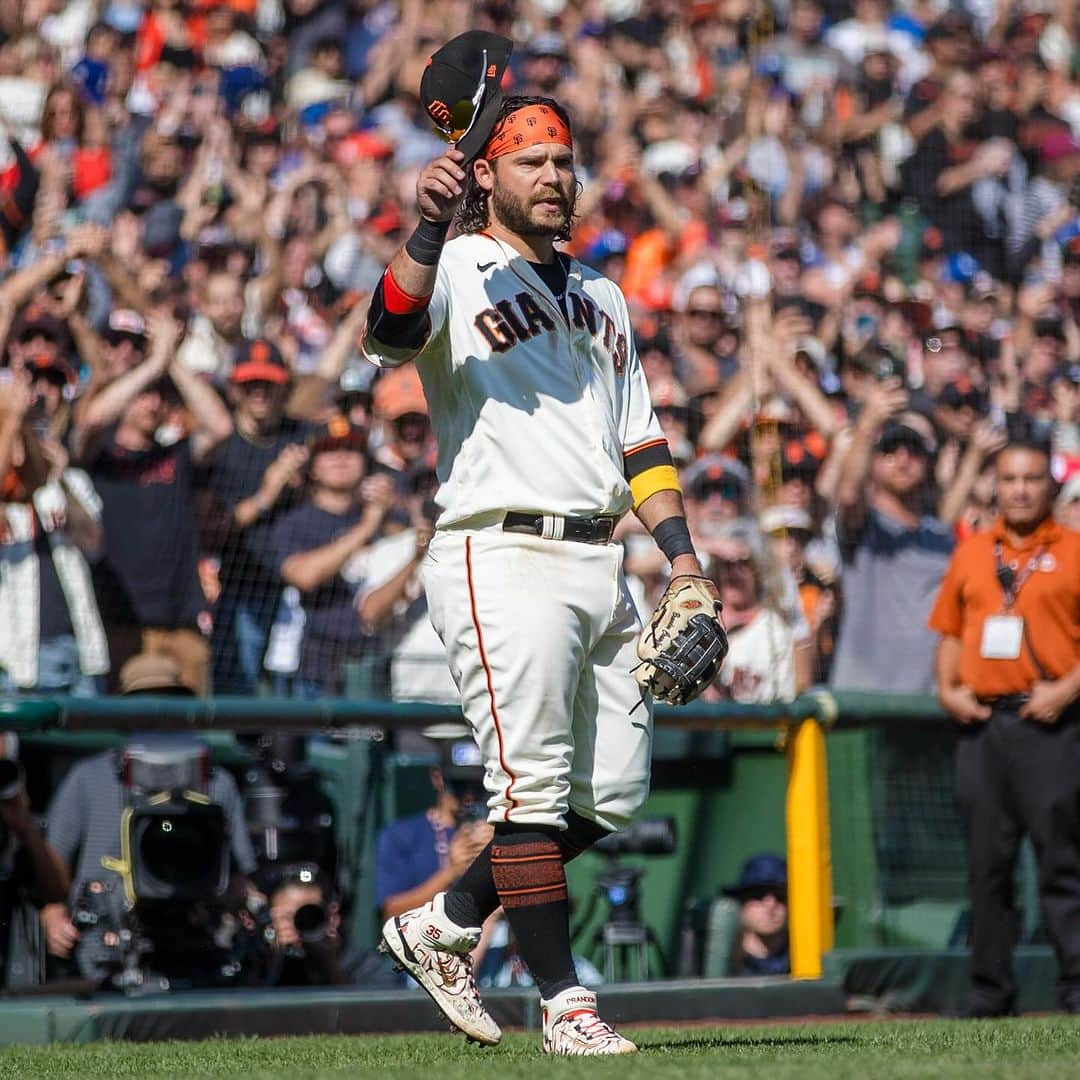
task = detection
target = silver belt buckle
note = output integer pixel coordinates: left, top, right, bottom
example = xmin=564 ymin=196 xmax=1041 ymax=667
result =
xmin=595 ymin=517 xmax=615 ymax=543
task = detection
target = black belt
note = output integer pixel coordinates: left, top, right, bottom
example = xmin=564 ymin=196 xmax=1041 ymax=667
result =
xmin=502 ymin=511 xmax=617 ymax=545
xmin=980 ymin=694 xmax=1030 ymax=712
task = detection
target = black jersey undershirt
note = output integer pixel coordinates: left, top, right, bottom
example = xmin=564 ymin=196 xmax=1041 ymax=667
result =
xmin=529 ymin=255 xmax=570 ymax=321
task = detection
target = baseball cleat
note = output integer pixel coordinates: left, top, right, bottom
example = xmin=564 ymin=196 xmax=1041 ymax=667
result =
xmin=541 ymin=986 xmax=637 ymax=1055
xmin=380 ymin=892 xmax=501 ymax=1046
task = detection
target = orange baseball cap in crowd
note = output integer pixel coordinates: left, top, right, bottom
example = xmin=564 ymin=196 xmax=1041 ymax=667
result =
xmin=334 ymin=131 xmax=394 ymax=167
xmin=230 ymin=339 xmax=290 ymax=385
xmin=308 ymin=413 xmax=367 ymax=455
xmin=374 ymin=366 xmax=429 ymax=421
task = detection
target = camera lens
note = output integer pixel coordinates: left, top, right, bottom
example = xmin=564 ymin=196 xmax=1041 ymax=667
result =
xmin=592 ymin=817 xmax=677 ymax=856
xmin=139 ymin=816 xmax=219 ymax=887
xmin=293 ymin=902 xmax=328 ymax=944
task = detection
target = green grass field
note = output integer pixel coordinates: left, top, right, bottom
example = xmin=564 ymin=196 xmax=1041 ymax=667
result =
xmin=2 ymin=1019 xmax=1079 ymax=1080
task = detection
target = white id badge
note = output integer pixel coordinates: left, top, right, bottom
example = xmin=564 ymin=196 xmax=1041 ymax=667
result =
xmin=980 ymin=615 xmax=1024 ymax=660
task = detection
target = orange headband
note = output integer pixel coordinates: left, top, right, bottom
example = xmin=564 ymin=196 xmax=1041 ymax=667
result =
xmin=483 ymin=104 xmax=573 ymax=160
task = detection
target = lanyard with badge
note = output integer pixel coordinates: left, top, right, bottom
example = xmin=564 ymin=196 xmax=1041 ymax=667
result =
xmin=980 ymin=542 xmax=1047 ymax=661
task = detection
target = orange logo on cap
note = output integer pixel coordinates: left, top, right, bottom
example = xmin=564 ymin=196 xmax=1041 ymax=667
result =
xmin=327 ymin=415 xmax=350 ymax=438
xmin=487 ymin=64 xmax=497 ymax=77
xmin=250 ymin=341 xmax=269 ymax=363
xmin=427 ymin=100 xmax=452 ymax=126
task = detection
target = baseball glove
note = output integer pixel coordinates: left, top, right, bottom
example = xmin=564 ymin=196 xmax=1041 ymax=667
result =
xmin=634 ymin=576 xmax=729 ymax=706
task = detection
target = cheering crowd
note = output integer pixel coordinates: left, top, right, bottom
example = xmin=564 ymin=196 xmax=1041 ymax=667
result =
xmin=0 ymin=0 xmax=1078 ymax=703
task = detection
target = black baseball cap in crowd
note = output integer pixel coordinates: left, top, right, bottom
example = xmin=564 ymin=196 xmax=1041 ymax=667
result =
xmin=420 ymin=30 xmax=514 ymax=161
xmin=440 ymin=738 xmax=486 ymax=784
xmin=875 ymin=420 xmax=937 ymax=458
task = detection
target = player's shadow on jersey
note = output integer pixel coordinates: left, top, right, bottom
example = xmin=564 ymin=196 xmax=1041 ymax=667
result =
xmin=460 ymin=344 xmax=589 ymax=413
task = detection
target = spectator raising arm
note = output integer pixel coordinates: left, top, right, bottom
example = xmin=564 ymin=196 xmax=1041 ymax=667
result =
xmin=38 ymin=436 xmax=104 ymax=556
xmin=936 ymin=139 xmax=1012 ymax=198
xmin=0 ymin=374 xmax=33 ymax=483
xmin=765 ymin=311 xmax=842 ymax=441
xmin=0 ymin=222 xmax=101 ymax=312
xmin=287 ymin=295 xmax=372 ymax=421
xmin=699 ymin=369 xmax=755 ymax=453
xmin=358 ymin=516 xmax=434 ymax=631
xmin=834 ymin=377 xmax=908 ymax=531
xmin=73 ymin=328 xmax=172 ymax=456
xmin=75 ymin=315 xmax=232 ymax=462
xmin=164 ymin=344 xmax=234 ymax=463
xmin=938 ymin=419 xmax=1008 ymax=529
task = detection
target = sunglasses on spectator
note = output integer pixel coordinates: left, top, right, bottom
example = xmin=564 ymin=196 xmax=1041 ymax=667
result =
xmin=32 ymin=368 xmax=68 ymax=387
xmin=715 ymin=556 xmax=753 ymax=569
xmin=686 ymin=308 xmax=725 ymax=320
xmin=940 ymin=391 xmax=982 ymax=410
xmin=766 ymin=527 xmax=813 ymax=543
xmin=696 ymin=481 xmax=742 ymax=501
xmin=877 ymin=434 xmax=928 ymax=457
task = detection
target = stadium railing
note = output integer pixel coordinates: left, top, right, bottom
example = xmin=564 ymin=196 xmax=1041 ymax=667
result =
xmin=2 ymin=689 xmax=954 ymax=982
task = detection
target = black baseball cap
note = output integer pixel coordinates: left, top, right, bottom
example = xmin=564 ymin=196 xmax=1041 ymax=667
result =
xmin=440 ymin=738 xmax=485 ymax=784
xmin=875 ymin=420 xmax=936 ymax=457
xmin=420 ymin=31 xmax=514 ymax=161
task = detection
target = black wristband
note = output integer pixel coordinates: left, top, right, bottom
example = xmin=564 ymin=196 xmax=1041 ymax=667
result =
xmin=652 ymin=515 xmax=695 ymax=563
xmin=405 ymin=217 xmax=451 ymax=266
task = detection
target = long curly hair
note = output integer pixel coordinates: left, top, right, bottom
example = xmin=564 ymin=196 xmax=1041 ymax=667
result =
xmin=455 ymin=95 xmax=580 ymax=242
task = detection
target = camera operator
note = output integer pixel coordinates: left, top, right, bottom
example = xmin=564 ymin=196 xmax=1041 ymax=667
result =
xmin=375 ymin=739 xmax=493 ymax=921
xmin=246 ymin=862 xmax=348 ymax=987
xmin=38 ymin=654 xmax=258 ymax=987
xmin=247 ymin=860 xmax=393 ymax=989
xmin=0 ymin=733 xmax=70 ymax=985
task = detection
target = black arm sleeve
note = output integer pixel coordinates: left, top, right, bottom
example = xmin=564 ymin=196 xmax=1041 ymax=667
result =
xmin=365 ymin=275 xmax=432 ymax=351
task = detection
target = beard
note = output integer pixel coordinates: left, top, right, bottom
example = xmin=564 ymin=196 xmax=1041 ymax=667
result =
xmin=490 ymin=179 xmax=576 ymax=240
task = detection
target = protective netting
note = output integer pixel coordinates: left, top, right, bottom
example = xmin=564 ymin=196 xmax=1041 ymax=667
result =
xmin=868 ymin=725 xmax=967 ymax=904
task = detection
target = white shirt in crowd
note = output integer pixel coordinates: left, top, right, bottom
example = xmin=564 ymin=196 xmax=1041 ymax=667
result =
xmin=719 ymin=609 xmax=806 ymax=705
xmin=345 ymin=529 xmax=458 ymax=705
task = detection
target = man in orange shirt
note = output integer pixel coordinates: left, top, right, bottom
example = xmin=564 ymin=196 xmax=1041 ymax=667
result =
xmin=928 ymin=441 xmax=1080 ymax=1017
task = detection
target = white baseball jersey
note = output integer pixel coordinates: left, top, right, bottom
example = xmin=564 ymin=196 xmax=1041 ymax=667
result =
xmin=362 ymin=232 xmax=665 ymax=526
xmin=364 ymin=230 xmax=659 ymax=829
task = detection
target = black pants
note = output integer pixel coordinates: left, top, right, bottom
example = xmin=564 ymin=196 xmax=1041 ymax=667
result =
xmin=956 ymin=704 xmax=1080 ymax=1011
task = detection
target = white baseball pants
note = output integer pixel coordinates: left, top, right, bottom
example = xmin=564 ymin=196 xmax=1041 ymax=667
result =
xmin=422 ymin=525 xmax=652 ymax=831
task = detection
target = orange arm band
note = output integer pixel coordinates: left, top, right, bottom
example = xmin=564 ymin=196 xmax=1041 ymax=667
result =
xmin=383 ymin=267 xmax=431 ymax=315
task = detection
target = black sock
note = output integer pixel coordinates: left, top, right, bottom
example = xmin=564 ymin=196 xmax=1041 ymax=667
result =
xmin=443 ymin=841 xmax=498 ymax=927
xmin=444 ymin=812 xmax=609 ymax=930
xmin=491 ymin=827 xmax=578 ymax=1000
xmin=559 ymin=808 xmax=610 ymax=863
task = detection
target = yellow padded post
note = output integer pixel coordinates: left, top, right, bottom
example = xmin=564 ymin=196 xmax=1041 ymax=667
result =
xmin=785 ymin=717 xmax=834 ymax=979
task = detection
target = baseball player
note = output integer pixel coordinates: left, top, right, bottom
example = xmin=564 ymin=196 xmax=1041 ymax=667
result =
xmin=365 ymin=32 xmax=727 ymax=1056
